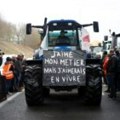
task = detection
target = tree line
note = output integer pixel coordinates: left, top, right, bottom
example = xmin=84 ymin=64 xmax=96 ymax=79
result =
xmin=0 ymin=14 xmax=40 ymax=49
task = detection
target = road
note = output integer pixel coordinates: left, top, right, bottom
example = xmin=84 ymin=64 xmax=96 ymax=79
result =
xmin=0 ymin=85 xmax=120 ymax=120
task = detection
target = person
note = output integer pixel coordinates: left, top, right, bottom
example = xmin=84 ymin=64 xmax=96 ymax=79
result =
xmin=0 ymin=53 xmax=2 ymax=66
xmin=56 ymin=30 xmax=70 ymax=45
xmin=11 ymin=56 xmax=19 ymax=92
xmin=14 ymin=54 xmax=25 ymax=91
xmin=102 ymin=52 xmax=110 ymax=92
xmin=2 ymin=57 xmax=14 ymax=94
xmin=0 ymin=73 xmax=7 ymax=102
xmin=18 ymin=54 xmax=25 ymax=90
xmin=0 ymin=53 xmax=7 ymax=102
xmin=106 ymin=49 xmax=118 ymax=98
xmin=0 ymin=52 xmax=4 ymax=66
xmin=115 ymin=50 xmax=120 ymax=91
xmin=102 ymin=51 xmax=108 ymax=85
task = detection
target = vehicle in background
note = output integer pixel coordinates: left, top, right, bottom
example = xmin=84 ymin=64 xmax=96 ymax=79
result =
xmin=103 ymin=31 xmax=120 ymax=53
xmin=90 ymin=45 xmax=102 ymax=58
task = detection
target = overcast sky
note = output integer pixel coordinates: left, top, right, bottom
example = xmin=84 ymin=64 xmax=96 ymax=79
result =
xmin=0 ymin=0 xmax=120 ymax=41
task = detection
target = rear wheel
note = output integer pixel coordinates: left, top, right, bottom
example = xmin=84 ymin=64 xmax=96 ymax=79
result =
xmin=24 ymin=65 xmax=44 ymax=106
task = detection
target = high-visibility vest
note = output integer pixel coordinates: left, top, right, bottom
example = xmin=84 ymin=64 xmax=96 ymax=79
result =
xmin=2 ymin=63 xmax=14 ymax=80
xmin=103 ymin=56 xmax=109 ymax=76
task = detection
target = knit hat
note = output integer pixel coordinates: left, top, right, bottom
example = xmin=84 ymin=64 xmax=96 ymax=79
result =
xmin=6 ymin=57 xmax=12 ymax=61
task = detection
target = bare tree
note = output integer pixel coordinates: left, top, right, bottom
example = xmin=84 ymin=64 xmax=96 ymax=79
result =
xmin=0 ymin=14 xmax=16 ymax=42
xmin=14 ymin=24 xmax=26 ymax=44
xmin=24 ymin=29 xmax=41 ymax=49
xmin=0 ymin=14 xmax=40 ymax=49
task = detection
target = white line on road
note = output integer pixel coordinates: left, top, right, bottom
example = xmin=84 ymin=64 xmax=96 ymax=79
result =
xmin=0 ymin=92 xmax=23 ymax=108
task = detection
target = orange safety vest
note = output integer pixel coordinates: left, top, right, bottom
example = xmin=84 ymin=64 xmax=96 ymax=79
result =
xmin=103 ymin=56 xmax=109 ymax=76
xmin=2 ymin=63 xmax=14 ymax=80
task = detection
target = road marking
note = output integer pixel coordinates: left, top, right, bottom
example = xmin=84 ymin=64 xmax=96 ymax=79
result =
xmin=0 ymin=92 xmax=23 ymax=108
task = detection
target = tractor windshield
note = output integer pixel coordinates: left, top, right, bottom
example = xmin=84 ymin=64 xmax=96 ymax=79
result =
xmin=48 ymin=30 xmax=78 ymax=47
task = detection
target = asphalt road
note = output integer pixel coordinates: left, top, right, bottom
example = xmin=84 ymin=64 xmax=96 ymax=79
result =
xmin=0 ymin=85 xmax=120 ymax=120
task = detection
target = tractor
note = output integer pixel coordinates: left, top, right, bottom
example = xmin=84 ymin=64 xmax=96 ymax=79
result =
xmin=103 ymin=31 xmax=120 ymax=53
xmin=24 ymin=18 xmax=102 ymax=106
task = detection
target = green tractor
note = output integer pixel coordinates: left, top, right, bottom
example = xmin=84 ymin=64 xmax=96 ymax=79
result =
xmin=24 ymin=18 xmax=102 ymax=106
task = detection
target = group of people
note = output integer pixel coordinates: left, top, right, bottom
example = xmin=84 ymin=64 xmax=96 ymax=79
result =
xmin=102 ymin=49 xmax=120 ymax=98
xmin=0 ymin=53 xmax=25 ymax=102
xmin=1 ymin=48 xmax=120 ymax=102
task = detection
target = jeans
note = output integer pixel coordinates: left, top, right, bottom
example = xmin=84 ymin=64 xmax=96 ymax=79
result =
xmin=0 ymin=75 xmax=6 ymax=94
xmin=5 ymin=80 xmax=11 ymax=93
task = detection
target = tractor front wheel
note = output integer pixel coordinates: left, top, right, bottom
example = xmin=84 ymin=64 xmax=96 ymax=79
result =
xmin=24 ymin=65 xmax=44 ymax=106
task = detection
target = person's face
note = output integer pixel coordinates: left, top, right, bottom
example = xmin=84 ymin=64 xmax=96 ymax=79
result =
xmin=110 ymin=51 xmax=114 ymax=56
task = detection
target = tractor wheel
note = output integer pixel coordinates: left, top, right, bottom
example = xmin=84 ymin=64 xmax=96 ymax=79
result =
xmin=85 ymin=65 xmax=102 ymax=106
xmin=24 ymin=65 xmax=44 ymax=106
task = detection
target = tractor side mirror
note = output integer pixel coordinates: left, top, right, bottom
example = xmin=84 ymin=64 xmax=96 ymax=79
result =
xmin=26 ymin=23 xmax=32 ymax=34
xmin=93 ymin=21 xmax=99 ymax=32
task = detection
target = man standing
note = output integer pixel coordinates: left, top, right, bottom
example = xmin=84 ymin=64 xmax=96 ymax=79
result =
xmin=102 ymin=52 xmax=110 ymax=92
xmin=0 ymin=52 xmax=7 ymax=102
xmin=115 ymin=50 xmax=120 ymax=91
xmin=2 ymin=57 xmax=14 ymax=94
xmin=102 ymin=51 xmax=109 ymax=85
xmin=15 ymin=54 xmax=25 ymax=91
xmin=106 ymin=49 xmax=118 ymax=98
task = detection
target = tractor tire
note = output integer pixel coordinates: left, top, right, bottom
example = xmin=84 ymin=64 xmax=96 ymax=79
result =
xmin=85 ymin=65 xmax=102 ymax=106
xmin=24 ymin=65 xmax=44 ymax=106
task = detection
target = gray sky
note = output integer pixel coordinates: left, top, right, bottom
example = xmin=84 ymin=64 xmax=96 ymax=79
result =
xmin=0 ymin=0 xmax=120 ymax=41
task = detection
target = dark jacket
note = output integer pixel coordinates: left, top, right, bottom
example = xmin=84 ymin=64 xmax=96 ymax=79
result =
xmin=107 ymin=54 xmax=118 ymax=74
xmin=116 ymin=56 xmax=120 ymax=73
xmin=0 ymin=57 xmax=2 ymax=66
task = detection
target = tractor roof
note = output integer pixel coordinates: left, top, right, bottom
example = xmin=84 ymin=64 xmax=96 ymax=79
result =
xmin=48 ymin=19 xmax=81 ymax=30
